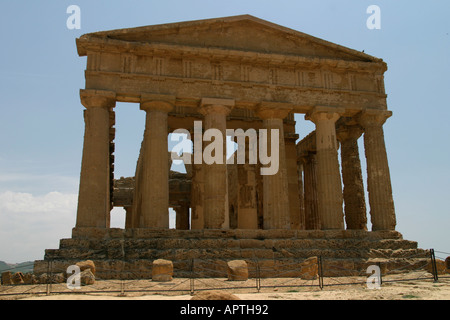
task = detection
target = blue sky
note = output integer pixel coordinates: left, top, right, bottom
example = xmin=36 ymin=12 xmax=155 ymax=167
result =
xmin=0 ymin=0 xmax=449 ymax=263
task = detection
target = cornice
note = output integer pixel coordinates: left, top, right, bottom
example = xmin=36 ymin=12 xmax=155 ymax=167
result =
xmin=77 ymin=37 xmax=387 ymax=73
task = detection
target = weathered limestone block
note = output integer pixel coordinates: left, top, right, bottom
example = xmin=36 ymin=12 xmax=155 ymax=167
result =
xmin=152 ymin=259 xmax=173 ymax=282
xmin=227 ymin=260 xmax=248 ymax=281
xmin=323 ymin=259 xmax=357 ymax=277
xmin=80 ymin=269 xmax=96 ymax=285
xmin=38 ymin=273 xmax=48 ymax=284
xmin=1 ymin=271 xmax=12 ymax=285
xmin=191 ymin=290 xmax=240 ymax=300
xmin=37 ymin=273 xmax=66 ymax=284
xmin=23 ymin=273 xmax=38 ymax=285
xmin=299 ymin=256 xmax=319 ymax=280
xmin=76 ymin=260 xmax=96 ymax=275
xmin=52 ymin=273 xmax=66 ymax=284
xmin=12 ymin=272 xmax=24 ymax=285
xmin=239 ymin=239 xmax=265 ymax=249
xmin=425 ymin=259 xmax=448 ymax=275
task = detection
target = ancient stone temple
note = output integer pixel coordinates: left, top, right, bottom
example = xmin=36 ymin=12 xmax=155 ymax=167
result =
xmin=35 ymin=15 xmax=428 ymax=278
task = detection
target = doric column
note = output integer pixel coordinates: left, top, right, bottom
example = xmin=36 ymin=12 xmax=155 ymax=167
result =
xmin=175 ymin=203 xmax=190 ymax=230
xmin=336 ymin=124 xmax=367 ymax=230
xmin=130 ymin=140 xmax=144 ymax=228
xmin=76 ymin=89 xmax=116 ymax=228
xmin=124 ymin=206 xmax=133 ymax=229
xmin=255 ymin=162 xmax=264 ymax=229
xmin=190 ymin=161 xmax=205 ymax=230
xmin=305 ymin=106 xmax=344 ymax=230
xmin=135 ymin=95 xmax=174 ymax=228
xmin=199 ymin=98 xmax=235 ymax=229
xmin=188 ymin=132 xmax=204 ymax=230
xmin=358 ymin=110 xmax=396 ymax=231
xmin=108 ymin=111 xmax=116 ymax=212
xmin=285 ymin=134 xmax=302 ymax=229
xmin=228 ymin=161 xmax=239 ymax=229
xmin=257 ymin=103 xmax=292 ymax=230
xmin=301 ymin=152 xmax=320 ymax=230
xmin=296 ymin=161 xmax=306 ymax=230
xmin=235 ymin=132 xmax=258 ymax=229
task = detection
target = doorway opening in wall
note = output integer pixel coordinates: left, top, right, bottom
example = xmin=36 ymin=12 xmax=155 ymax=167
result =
xmin=110 ymin=102 xmax=146 ymax=229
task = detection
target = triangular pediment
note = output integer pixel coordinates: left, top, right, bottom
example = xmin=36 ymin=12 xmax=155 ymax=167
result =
xmin=79 ymin=15 xmax=381 ymax=63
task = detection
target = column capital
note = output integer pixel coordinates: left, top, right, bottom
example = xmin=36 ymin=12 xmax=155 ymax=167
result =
xmin=80 ymin=89 xmax=116 ymax=109
xmin=140 ymin=94 xmax=175 ymax=113
xmin=299 ymin=150 xmax=316 ymax=165
xmin=305 ymin=106 xmax=344 ymax=124
xmin=336 ymin=124 xmax=364 ymax=142
xmin=199 ymin=97 xmax=235 ymax=115
xmin=357 ymin=109 xmax=392 ymax=128
xmin=256 ymin=101 xmax=293 ymax=120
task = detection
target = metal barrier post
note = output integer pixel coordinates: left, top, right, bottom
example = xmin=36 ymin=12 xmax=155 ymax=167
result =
xmin=119 ymin=259 xmax=126 ymax=297
xmin=377 ymin=262 xmax=383 ymax=286
xmin=119 ymin=280 xmax=125 ymax=297
xmin=190 ymin=258 xmax=195 ymax=296
xmin=255 ymin=260 xmax=261 ymax=293
xmin=430 ymin=249 xmax=439 ymax=282
xmin=318 ymin=256 xmax=324 ymax=290
xmin=46 ymin=260 xmax=52 ymax=296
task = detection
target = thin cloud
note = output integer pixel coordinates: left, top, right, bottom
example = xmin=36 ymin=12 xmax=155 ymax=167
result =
xmin=0 ymin=191 xmax=77 ymax=263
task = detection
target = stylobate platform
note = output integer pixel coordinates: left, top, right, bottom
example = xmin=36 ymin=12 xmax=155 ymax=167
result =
xmin=34 ymin=228 xmax=430 ymax=279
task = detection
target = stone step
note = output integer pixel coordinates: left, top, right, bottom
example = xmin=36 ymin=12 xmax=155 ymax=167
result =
xmin=71 ymin=228 xmax=405 ymax=241
xmin=45 ymin=246 xmax=429 ymax=261
xmin=37 ymin=229 xmax=431 ymax=279
xmin=58 ymin=238 xmax=419 ymax=251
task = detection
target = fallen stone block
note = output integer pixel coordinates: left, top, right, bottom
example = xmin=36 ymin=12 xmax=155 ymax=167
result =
xmin=299 ymin=256 xmax=318 ymax=280
xmin=152 ymin=259 xmax=173 ymax=282
xmin=80 ymin=269 xmax=95 ymax=285
xmin=1 ymin=272 xmax=13 ymax=285
xmin=76 ymin=260 xmax=96 ymax=275
xmin=425 ymin=259 xmax=448 ymax=275
xmin=12 ymin=272 xmax=24 ymax=285
xmin=227 ymin=260 xmax=248 ymax=281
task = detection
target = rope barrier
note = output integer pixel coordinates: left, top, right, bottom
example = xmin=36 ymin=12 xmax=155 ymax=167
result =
xmin=1 ymin=247 xmax=447 ymax=298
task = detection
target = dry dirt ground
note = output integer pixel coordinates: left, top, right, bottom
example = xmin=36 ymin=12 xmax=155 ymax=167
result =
xmin=1 ymin=271 xmax=449 ymax=300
